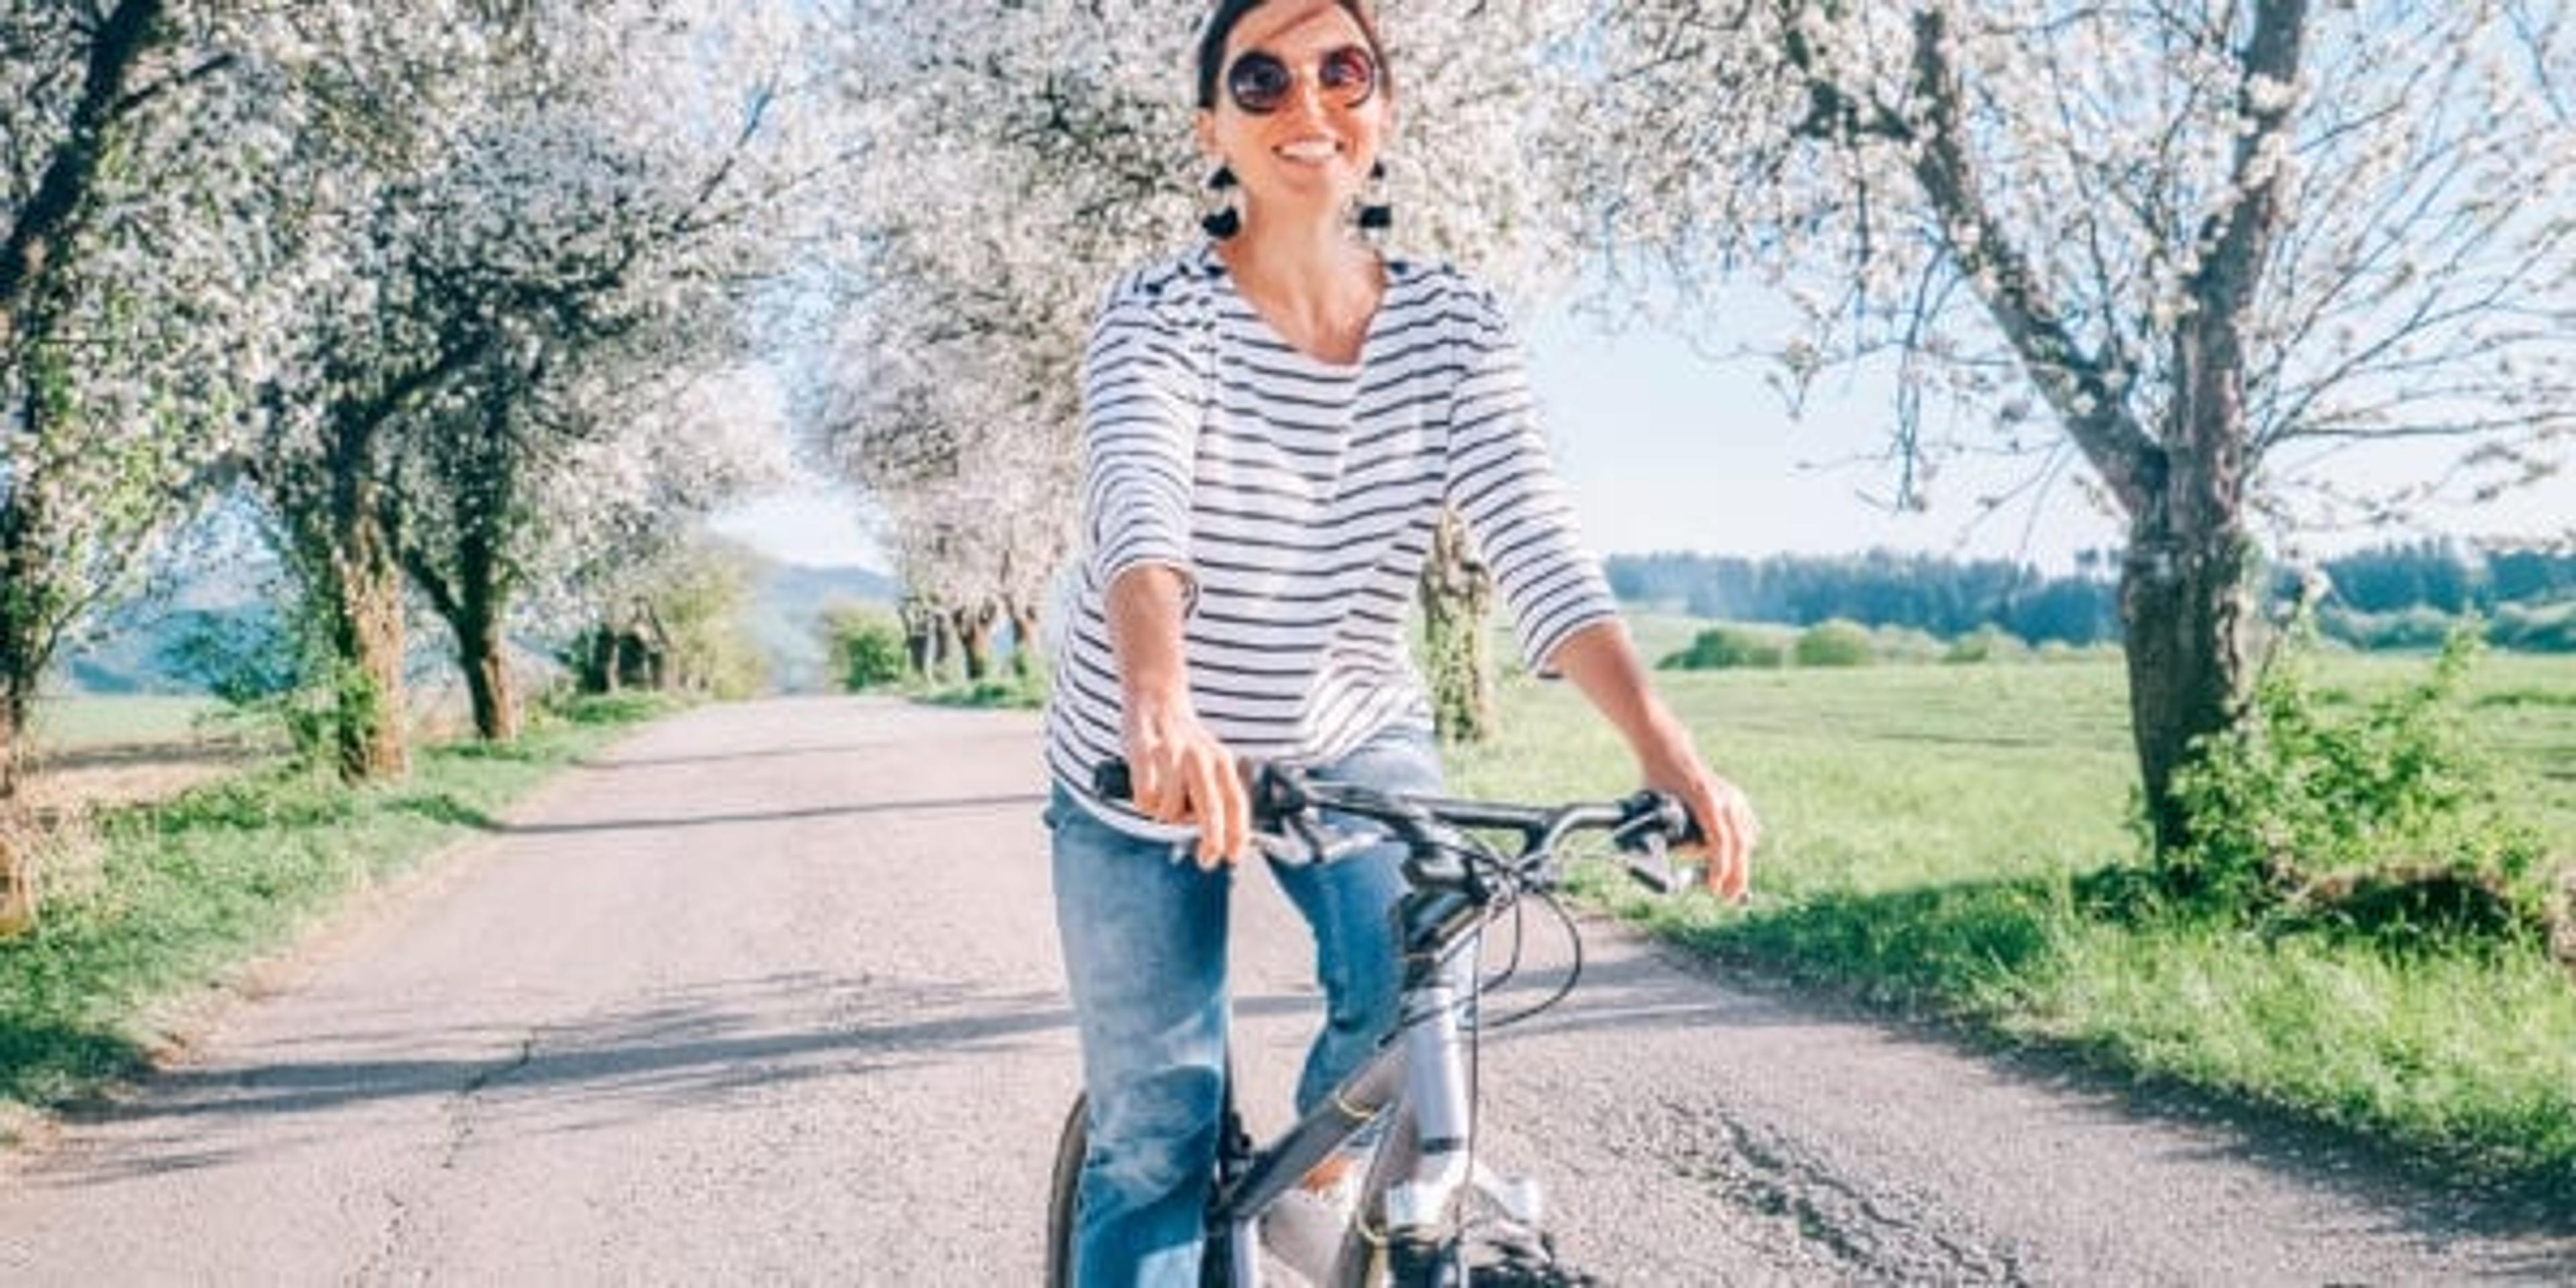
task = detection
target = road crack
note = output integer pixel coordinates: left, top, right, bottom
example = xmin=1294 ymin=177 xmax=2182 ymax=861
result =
xmin=1654 ymin=1100 xmax=2030 ymax=1285
xmin=353 ymin=1033 xmax=539 ymax=1285
xmin=440 ymin=1034 xmax=537 ymax=1169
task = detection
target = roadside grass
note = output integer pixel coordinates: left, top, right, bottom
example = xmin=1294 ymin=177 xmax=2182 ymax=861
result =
xmin=1450 ymin=651 xmax=2576 ymax=1189
xmin=915 ymin=674 xmax=1049 ymax=710
xmin=0 ymin=692 xmax=671 ymax=1121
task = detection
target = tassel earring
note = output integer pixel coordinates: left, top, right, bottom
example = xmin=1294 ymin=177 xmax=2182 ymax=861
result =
xmin=1356 ymin=160 xmax=1392 ymax=239
xmin=1200 ymin=165 xmax=1242 ymax=239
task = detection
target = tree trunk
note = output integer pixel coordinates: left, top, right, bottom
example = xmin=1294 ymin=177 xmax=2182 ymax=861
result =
xmin=901 ymin=598 xmax=934 ymax=680
xmin=929 ymin=610 xmax=957 ymax=683
xmin=587 ymin=627 xmax=620 ymax=694
xmin=319 ymin=483 xmax=409 ymax=782
xmin=0 ymin=305 xmax=72 ymax=801
xmin=2126 ymin=266 xmax=2263 ymax=863
xmin=405 ymin=392 xmax=522 ymax=740
xmin=954 ymin=604 xmax=994 ymax=682
xmin=2120 ymin=517 xmax=2256 ymax=863
xmin=0 ymin=483 xmax=46 ymax=802
xmin=458 ymin=598 xmax=517 ymax=741
xmin=0 ymin=686 xmax=24 ymax=802
xmin=1419 ymin=508 xmax=1496 ymax=745
xmin=905 ymin=628 xmax=931 ymax=680
xmin=634 ymin=601 xmax=672 ymax=690
xmin=453 ymin=528 xmax=517 ymax=740
xmin=1007 ymin=599 xmax=1040 ymax=682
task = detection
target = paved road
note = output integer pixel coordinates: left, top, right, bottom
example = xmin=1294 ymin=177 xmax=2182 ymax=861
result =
xmin=1 ymin=697 xmax=2568 ymax=1284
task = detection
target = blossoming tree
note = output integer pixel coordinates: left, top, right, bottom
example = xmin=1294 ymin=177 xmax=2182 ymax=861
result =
xmin=0 ymin=0 xmax=294 ymax=794
xmin=376 ymin=9 xmax=810 ymax=743
xmin=1562 ymin=0 xmax=2575 ymax=853
xmin=251 ymin=1 xmax=812 ymax=771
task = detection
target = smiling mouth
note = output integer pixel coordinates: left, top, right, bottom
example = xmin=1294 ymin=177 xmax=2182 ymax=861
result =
xmin=1275 ymin=140 xmax=1340 ymax=163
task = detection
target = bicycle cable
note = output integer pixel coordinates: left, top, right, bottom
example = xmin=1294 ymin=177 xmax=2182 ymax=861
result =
xmin=1452 ymin=835 xmax=1589 ymax=1032
xmin=1483 ymin=877 xmax=1528 ymax=997
xmin=1454 ymin=849 xmax=1589 ymax=1269
xmin=1474 ymin=884 xmax=1583 ymax=1030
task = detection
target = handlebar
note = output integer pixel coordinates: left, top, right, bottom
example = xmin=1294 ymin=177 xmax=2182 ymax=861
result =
xmin=1091 ymin=757 xmax=1705 ymax=895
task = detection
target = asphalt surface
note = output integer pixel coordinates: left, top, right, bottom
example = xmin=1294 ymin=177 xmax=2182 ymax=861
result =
xmin=1 ymin=696 xmax=2568 ymax=1284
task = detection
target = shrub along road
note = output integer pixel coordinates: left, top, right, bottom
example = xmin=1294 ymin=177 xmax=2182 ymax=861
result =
xmin=0 ymin=698 xmax=2567 ymax=1283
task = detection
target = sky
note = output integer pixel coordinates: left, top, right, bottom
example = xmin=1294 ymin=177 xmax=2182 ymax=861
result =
xmin=712 ymin=291 xmax=2573 ymax=577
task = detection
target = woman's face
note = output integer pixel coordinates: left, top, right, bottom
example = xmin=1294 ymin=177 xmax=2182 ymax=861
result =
xmin=1197 ymin=1 xmax=1391 ymax=225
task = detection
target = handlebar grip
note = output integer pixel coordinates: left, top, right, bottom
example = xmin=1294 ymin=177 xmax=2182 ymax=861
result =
xmin=1616 ymin=791 xmax=1705 ymax=896
xmin=1617 ymin=791 xmax=1701 ymax=849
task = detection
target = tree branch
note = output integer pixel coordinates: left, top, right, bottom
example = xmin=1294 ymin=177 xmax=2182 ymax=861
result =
xmin=1900 ymin=4 xmax=2159 ymax=516
xmin=109 ymin=50 xmax=236 ymax=117
xmin=0 ymin=0 xmax=167 ymax=349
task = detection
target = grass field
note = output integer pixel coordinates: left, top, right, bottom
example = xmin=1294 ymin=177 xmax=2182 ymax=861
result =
xmin=23 ymin=696 xmax=221 ymax=753
xmin=1451 ymin=648 xmax=2576 ymax=1189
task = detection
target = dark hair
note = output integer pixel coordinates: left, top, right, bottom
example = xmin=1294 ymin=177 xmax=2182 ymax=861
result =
xmin=1194 ymin=0 xmax=1390 ymax=111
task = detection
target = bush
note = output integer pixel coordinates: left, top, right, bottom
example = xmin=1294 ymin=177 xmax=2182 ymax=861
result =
xmin=1870 ymin=625 xmax=1947 ymax=665
xmin=2318 ymin=604 xmax=2460 ymax=651
xmin=1658 ymin=625 xmax=1785 ymax=671
xmin=2167 ymin=625 xmax=2555 ymax=943
xmin=1792 ymin=619 xmax=1876 ymax=667
xmin=159 ymin=608 xmax=336 ymax=764
xmin=1943 ymin=625 xmax=2032 ymax=664
xmin=543 ymin=690 xmax=679 ymax=727
xmin=822 ymin=606 xmax=909 ymax=691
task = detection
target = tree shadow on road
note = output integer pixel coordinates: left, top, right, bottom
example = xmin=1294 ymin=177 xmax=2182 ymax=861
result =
xmin=21 ymin=972 xmax=1325 ymax=1187
xmin=479 ymin=793 xmax=1054 ymax=836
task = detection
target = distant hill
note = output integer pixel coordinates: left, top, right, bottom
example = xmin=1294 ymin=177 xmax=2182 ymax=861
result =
xmin=60 ymin=551 xmax=903 ymax=698
xmin=58 ymin=550 xmax=290 ymax=696
xmin=747 ymin=561 xmax=901 ymax=693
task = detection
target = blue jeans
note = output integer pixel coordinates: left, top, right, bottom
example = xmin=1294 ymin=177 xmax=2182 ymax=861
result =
xmin=1049 ymin=726 xmax=1444 ymax=1287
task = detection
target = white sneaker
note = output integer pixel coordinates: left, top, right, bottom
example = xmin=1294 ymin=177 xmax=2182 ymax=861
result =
xmin=1259 ymin=1166 xmax=1362 ymax=1283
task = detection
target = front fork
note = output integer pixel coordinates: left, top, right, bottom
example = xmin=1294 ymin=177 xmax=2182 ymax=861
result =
xmin=1375 ymin=924 xmax=1550 ymax=1265
xmin=1381 ymin=969 xmax=1474 ymax=1235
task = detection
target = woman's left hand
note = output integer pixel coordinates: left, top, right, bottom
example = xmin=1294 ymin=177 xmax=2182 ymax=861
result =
xmin=1642 ymin=749 xmax=1758 ymax=901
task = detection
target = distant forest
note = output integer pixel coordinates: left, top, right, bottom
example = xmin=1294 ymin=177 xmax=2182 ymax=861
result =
xmin=1606 ymin=541 xmax=2576 ymax=649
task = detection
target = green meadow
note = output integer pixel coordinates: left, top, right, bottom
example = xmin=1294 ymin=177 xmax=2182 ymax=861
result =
xmin=23 ymin=696 xmax=222 ymax=753
xmin=1450 ymin=648 xmax=2576 ymax=1190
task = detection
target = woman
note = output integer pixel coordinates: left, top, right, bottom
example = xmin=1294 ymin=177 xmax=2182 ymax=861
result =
xmin=1043 ymin=1 xmax=1759 ymax=1280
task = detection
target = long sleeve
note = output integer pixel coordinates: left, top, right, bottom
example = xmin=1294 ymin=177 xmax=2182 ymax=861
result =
xmin=1442 ymin=284 xmax=1620 ymax=674
xmin=1082 ymin=275 xmax=1204 ymax=602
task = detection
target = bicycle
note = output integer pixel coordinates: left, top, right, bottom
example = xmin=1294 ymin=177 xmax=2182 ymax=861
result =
xmin=1044 ymin=757 xmax=1701 ymax=1287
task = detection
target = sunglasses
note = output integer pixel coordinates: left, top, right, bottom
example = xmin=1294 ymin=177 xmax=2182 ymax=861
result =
xmin=1224 ymin=44 xmax=1379 ymax=115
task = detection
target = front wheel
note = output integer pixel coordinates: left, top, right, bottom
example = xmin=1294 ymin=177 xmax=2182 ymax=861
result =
xmin=1044 ymin=1095 xmax=1087 ymax=1288
xmin=1043 ymin=1090 xmax=1239 ymax=1288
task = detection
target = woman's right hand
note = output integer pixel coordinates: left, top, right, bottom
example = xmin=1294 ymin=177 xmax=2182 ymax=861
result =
xmin=1122 ymin=696 xmax=1248 ymax=869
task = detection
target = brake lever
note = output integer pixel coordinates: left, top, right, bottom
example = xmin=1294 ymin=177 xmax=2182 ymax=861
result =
xmin=1613 ymin=793 xmax=1703 ymax=895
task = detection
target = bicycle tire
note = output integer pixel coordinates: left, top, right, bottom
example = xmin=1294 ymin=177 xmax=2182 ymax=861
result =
xmin=1042 ymin=1089 xmax=1242 ymax=1287
xmin=1044 ymin=1094 xmax=1088 ymax=1288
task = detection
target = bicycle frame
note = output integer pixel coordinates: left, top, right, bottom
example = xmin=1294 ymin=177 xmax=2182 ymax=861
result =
xmin=1204 ymin=885 xmax=1489 ymax=1285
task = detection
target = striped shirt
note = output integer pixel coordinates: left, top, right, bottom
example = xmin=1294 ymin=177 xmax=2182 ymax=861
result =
xmin=1042 ymin=243 xmax=1617 ymax=807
